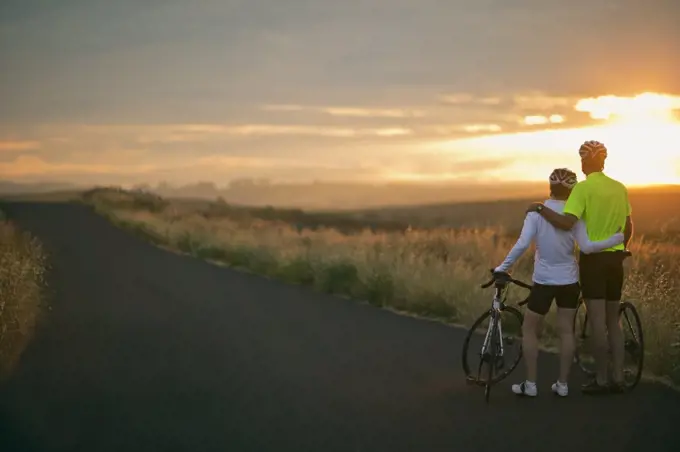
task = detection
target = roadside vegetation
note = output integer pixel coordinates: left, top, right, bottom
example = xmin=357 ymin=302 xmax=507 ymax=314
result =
xmin=83 ymin=187 xmax=680 ymax=386
xmin=0 ymin=209 xmax=47 ymax=378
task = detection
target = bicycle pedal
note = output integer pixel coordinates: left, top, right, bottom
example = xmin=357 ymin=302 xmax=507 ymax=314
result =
xmin=467 ymin=376 xmax=488 ymax=387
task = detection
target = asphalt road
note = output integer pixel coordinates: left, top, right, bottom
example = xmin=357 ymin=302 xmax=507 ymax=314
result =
xmin=1 ymin=202 xmax=678 ymax=452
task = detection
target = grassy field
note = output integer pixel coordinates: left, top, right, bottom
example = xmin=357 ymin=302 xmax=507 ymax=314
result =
xmin=347 ymin=187 xmax=680 ymax=239
xmin=99 ymin=185 xmax=680 ymax=240
xmin=83 ymin=187 xmax=680 ymax=386
xmin=0 ymin=208 xmax=47 ymax=379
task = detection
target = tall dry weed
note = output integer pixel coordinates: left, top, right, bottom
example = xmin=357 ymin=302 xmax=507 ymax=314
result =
xmin=0 ymin=218 xmax=47 ymax=377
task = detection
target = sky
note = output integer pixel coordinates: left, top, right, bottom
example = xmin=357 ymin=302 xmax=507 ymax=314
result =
xmin=1 ymin=0 xmax=680 ymax=186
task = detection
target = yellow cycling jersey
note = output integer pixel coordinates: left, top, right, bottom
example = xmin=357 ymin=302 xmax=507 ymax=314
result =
xmin=563 ymin=172 xmax=631 ymax=252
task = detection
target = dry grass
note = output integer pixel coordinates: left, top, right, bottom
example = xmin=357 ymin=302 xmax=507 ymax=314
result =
xmin=84 ymin=188 xmax=680 ymax=385
xmin=0 ymin=210 xmax=47 ymax=378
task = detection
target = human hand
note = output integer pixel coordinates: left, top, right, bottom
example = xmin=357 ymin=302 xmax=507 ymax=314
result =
xmin=613 ymin=226 xmax=624 ymax=243
xmin=526 ymin=202 xmax=544 ymax=214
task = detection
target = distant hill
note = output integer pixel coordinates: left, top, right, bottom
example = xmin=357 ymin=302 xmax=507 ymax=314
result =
xmin=145 ymin=179 xmax=550 ymax=209
xmin=340 ymin=186 xmax=680 ymax=236
xmin=0 ymin=181 xmax=85 ymax=195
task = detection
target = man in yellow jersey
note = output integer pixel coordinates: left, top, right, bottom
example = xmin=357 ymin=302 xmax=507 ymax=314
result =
xmin=526 ymin=140 xmax=634 ymax=395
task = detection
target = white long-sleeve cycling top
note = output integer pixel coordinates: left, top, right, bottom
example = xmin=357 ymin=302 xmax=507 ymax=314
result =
xmin=495 ymin=199 xmax=624 ymax=285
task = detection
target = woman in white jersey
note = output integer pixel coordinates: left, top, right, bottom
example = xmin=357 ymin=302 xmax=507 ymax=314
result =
xmin=494 ymin=168 xmax=624 ymax=397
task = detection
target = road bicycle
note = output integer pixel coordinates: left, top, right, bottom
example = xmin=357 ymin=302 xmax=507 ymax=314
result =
xmin=462 ymin=270 xmax=532 ymax=403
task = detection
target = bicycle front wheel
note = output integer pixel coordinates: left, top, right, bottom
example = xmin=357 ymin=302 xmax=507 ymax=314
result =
xmin=485 ymin=318 xmax=498 ymax=403
xmin=462 ymin=306 xmax=524 ymax=385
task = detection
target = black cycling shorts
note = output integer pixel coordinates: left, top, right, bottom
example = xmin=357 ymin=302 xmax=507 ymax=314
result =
xmin=579 ymin=251 xmax=625 ymax=301
xmin=526 ymin=282 xmax=581 ymax=316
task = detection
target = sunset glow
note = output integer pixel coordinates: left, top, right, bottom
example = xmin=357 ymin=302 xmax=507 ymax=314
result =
xmin=575 ymin=93 xmax=680 ymax=124
xmin=419 ymin=92 xmax=680 ymax=186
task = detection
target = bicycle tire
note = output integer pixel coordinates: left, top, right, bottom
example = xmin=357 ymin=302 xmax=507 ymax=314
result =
xmin=462 ymin=305 xmax=524 ymax=385
xmin=573 ymin=300 xmax=596 ymax=377
xmin=620 ymin=301 xmax=644 ymax=390
xmin=485 ymin=318 xmax=498 ymax=403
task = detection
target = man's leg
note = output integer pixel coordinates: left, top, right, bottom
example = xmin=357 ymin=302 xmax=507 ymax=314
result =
xmin=579 ymin=253 xmax=610 ymax=394
xmin=584 ymin=299 xmax=609 ymax=387
xmin=606 ymin=253 xmax=627 ymax=389
xmin=606 ymin=300 xmax=625 ymax=384
xmin=512 ymin=284 xmax=551 ymax=397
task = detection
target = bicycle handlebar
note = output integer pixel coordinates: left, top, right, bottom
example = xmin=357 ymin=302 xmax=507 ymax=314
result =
xmin=480 ymin=269 xmax=532 ymax=290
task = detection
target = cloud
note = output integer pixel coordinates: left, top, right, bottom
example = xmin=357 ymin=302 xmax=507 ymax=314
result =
xmin=461 ymin=124 xmax=503 ymax=133
xmin=377 ymin=150 xmax=516 ymax=181
xmin=440 ymin=94 xmax=476 ymax=104
xmin=423 ymin=124 xmax=503 ymax=135
xmin=2 ymin=0 xmax=679 ymax=126
xmin=145 ymin=124 xmax=414 ymax=140
xmin=512 ymin=94 xmax=576 ymax=111
xmin=523 ymin=115 xmax=565 ymax=125
xmin=262 ymin=104 xmax=426 ymax=118
xmin=193 ymin=155 xmax=305 ymax=169
xmin=0 ymin=140 xmax=41 ymax=152
xmin=0 ymin=155 xmax=155 ymax=177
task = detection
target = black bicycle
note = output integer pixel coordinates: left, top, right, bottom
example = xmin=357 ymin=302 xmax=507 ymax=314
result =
xmin=572 ymin=250 xmax=644 ymax=391
xmin=462 ymin=270 xmax=532 ymax=403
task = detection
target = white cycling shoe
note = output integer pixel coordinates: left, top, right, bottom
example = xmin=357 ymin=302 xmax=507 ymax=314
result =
xmin=512 ymin=381 xmax=538 ymax=397
xmin=551 ymin=381 xmax=569 ymax=397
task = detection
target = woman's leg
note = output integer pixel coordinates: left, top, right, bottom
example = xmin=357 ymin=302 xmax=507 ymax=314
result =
xmin=512 ymin=284 xmax=551 ymax=396
xmin=552 ymin=282 xmax=582 ymax=396
xmin=556 ymin=307 xmax=577 ymax=383
xmin=522 ymin=310 xmax=543 ymax=382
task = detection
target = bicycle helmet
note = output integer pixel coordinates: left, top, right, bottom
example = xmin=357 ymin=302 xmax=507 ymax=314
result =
xmin=578 ymin=140 xmax=607 ymax=160
xmin=549 ymin=168 xmax=578 ymax=189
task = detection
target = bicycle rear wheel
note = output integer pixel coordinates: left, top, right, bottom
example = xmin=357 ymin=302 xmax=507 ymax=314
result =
xmin=620 ymin=301 xmax=644 ymax=391
xmin=462 ymin=306 xmax=524 ymax=385
xmin=574 ymin=300 xmax=645 ymax=390
xmin=574 ymin=300 xmax=596 ymax=377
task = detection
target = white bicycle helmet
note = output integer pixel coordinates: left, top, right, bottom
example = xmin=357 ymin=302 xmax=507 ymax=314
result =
xmin=578 ymin=140 xmax=607 ymax=159
xmin=549 ymin=168 xmax=578 ymax=189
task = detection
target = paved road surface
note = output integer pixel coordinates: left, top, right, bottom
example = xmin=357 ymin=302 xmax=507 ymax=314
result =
xmin=1 ymin=202 xmax=678 ymax=452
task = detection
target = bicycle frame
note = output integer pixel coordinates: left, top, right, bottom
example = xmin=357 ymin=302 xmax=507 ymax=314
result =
xmin=477 ymin=271 xmax=532 ymax=365
xmin=479 ymin=284 xmax=508 ymax=359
